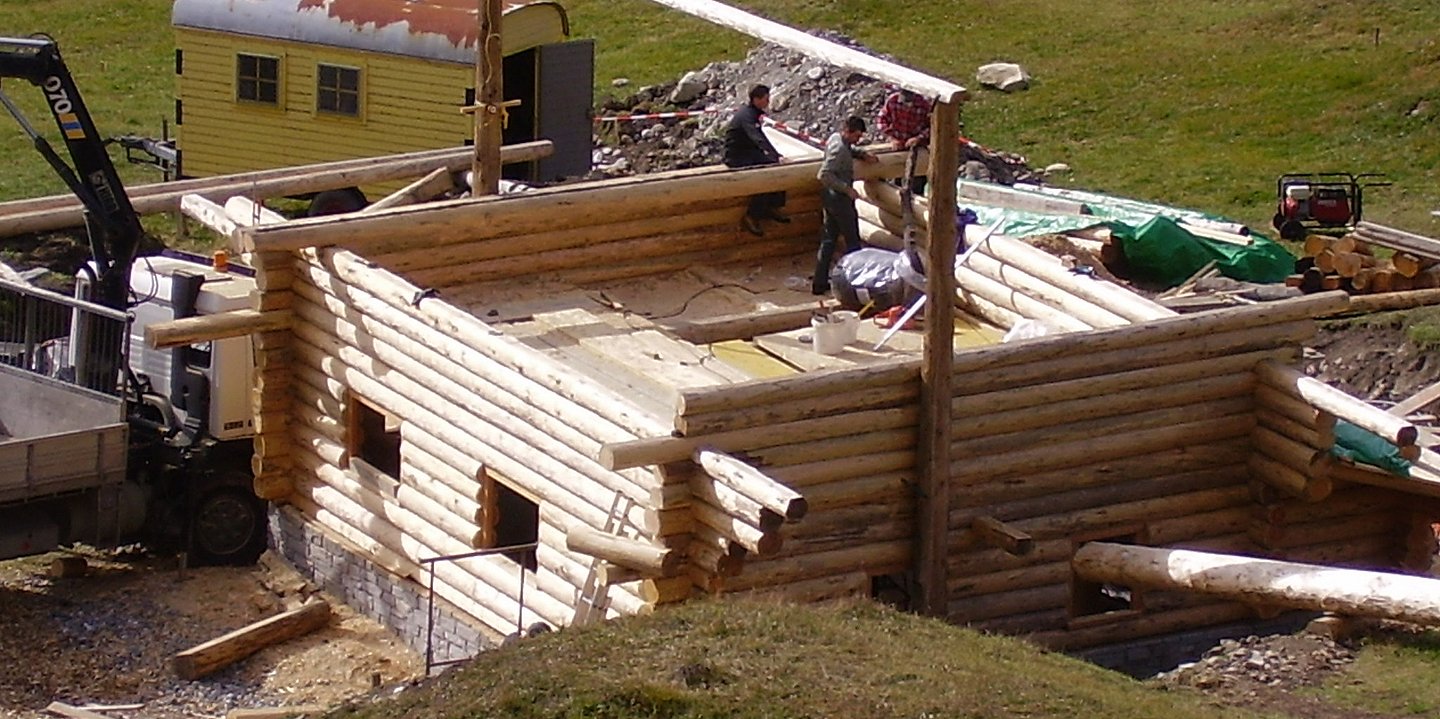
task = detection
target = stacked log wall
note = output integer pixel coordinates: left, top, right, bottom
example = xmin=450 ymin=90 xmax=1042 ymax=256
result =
xmin=366 ymin=191 xmax=824 ymax=290
xmin=280 ymin=247 xmax=688 ymax=638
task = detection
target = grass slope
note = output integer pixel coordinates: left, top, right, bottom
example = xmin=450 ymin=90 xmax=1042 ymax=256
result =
xmin=334 ymin=599 xmax=1257 ymax=719
xmin=4 ymin=0 xmax=1440 ymax=235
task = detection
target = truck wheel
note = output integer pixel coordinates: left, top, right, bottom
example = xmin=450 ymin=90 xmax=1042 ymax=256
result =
xmin=190 ymin=485 xmax=267 ymax=566
xmin=308 ymin=187 xmax=368 ymax=216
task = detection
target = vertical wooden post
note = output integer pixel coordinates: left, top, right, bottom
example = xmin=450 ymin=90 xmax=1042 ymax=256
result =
xmin=472 ymin=0 xmax=504 ymax=196
xmin=913 ymin=99 xmax=958 ymax=616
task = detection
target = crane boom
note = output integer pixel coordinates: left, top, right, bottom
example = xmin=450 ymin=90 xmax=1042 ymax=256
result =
xmin=0 ymin=36 xmax=143 ymax=311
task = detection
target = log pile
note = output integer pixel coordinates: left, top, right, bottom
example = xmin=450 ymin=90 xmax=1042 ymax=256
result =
xmin=1290 ymin=224 xmax=1440 ymax=296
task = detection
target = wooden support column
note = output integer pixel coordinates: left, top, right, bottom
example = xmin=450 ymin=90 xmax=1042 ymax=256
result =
xmin=472 ymin=0 xmax=503 ymax=195
xmin=914 ymin=99 xmax=958 ymax=617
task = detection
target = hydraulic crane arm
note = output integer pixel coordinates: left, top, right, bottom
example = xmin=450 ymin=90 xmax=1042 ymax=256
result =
xmin=0 ymin=36 xmax=143 ymax=311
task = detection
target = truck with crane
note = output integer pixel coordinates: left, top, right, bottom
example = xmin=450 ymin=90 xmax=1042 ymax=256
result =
xmin=0 ymin=36 xmax=267 ymax=564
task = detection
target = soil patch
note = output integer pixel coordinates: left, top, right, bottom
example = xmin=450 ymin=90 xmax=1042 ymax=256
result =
xmin=0 ymin=548 xmax=421 ymax=719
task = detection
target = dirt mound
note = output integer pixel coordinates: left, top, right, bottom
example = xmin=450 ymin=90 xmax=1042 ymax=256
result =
xmin=591 ymin=33 xmax=1036 ymax=183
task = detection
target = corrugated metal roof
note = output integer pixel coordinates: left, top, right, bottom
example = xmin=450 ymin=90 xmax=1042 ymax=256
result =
xmin=172 ymin=0 xmax=570 ymax=64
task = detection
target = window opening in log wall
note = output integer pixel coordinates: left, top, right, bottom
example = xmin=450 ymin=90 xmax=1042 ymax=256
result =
xmin=348 ymin=395 xmax=401 ymax=477
xmin=1069 ymin=530 xmax=1143 ymax=622
xmin=483 ymin=469 xmax=539 ymax=571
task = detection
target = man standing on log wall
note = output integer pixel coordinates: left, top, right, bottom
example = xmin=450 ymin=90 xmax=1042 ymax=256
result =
xmin=813 ymin=115 xmax=879 ymax=295
xmin=724 ymin=84 xmax=788 ymax=237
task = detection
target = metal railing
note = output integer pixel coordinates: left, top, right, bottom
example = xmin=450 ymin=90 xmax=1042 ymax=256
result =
xmin=420 ymin=541 xmax=540 ymax=675
xmin=0 ymin=276 xmax=130 ymax=395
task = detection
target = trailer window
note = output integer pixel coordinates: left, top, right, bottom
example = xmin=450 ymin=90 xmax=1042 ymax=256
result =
xmin=236 ymin=54 xmax=280 ymax=105
xmin=317 ymin=64 xmax=361 ymax=117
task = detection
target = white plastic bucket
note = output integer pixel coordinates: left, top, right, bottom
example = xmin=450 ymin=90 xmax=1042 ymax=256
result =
xmin=811 ymin=311 xmax=860 ymax=355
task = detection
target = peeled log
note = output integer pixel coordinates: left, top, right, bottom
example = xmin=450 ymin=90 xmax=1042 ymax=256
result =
xmin=1073 ymin=542 xmax=1440 ymax=626
xmin=172 ymin=599 xmax=331 ymax=680
xmin=147 ymin=309 xmax=291 ymax=349
xmin=565 ymin=526 xmax=680 ymax=577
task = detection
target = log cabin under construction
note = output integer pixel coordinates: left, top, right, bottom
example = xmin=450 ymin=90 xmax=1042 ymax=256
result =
xmin=11 ymin=0 xmax=1440 ymax=666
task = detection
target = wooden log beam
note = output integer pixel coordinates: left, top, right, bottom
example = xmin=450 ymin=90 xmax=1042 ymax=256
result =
xmin=564 ymin=526 xmax=680 ymax=577
xmin=172 ymin=600 xmax=331 ymax=680
xmin=1333 ymin=287 xmax=1440 ymax=315
xmin=1073 ymin=542 xmax=1440 ymax=626
xmin=1355 ymin=222 xmax=1440 ymax=262
xmin=244 ymin=153 xmax=908 ymax=253
xmin=362 ymin=167 xmax=455 ymax=214
xmin=1256 ymin=358 xmax=1417 ymax=447
xmin=0 ymin=142 xmax=552 ymax=236
xmin=694 ymin=449 xmax=808 ymax=520
xmin=915 ymin=100 xmax=961 ymax=619
xmin=146 ymin=309 xmax=291 ymax=349
xmin=640 ymin=0 xmax=966 ymax=102
xmin=971 ymin=516 xmax=1033 ymax=556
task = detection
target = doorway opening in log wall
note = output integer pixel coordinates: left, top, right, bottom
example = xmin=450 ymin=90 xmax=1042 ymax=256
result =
xmin=1069 ymin=528 xmax=1144 ymax=626
xmin=348 ymin=395 xmax=401 ymax=477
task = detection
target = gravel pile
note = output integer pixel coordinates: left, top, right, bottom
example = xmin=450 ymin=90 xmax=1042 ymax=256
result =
xmin=1154 ymin=632 xmax=1356 ymax=692
xmin=589 ymin=32 xmax=1037 ymax=183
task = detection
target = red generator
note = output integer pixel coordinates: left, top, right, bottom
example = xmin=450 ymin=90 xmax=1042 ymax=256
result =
xmin=1272 ymin=172 xmax=1387 ymax=241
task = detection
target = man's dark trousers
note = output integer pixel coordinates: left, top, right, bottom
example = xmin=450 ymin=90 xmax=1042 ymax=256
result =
xmin=815 ymin=188 xmax=861 ymax=292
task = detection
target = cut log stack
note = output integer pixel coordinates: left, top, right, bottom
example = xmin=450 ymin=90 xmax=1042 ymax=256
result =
xmin=1292 ymin=223 xmax=1440 ymax=297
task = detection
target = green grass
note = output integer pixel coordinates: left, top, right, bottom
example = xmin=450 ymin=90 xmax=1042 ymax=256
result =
xmin=6 ymin=0 xmax=1440 ymax=238
xmin=333 ymin=599 xmax=1265 ymax=719
xmin=0 ymin=0 xmax=175 ymax=201
xmin=1314 ymin=629 xmax=1440 ymax=716
xmin=1328 ymin=307 xmax=1440 ymax=349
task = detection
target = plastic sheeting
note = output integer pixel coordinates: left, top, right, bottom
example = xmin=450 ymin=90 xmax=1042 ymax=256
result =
xmin=955 ymin=180 xmax=1296 ymax=288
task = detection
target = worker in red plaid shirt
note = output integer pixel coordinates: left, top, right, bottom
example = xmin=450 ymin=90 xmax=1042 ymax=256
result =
xmin=876 ymin=88 xmax=932 ymax=195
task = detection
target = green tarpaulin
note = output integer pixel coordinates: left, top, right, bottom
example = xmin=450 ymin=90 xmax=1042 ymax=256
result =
xmin=1330 ymin=419 xmax=1413 ymax=477
xmin=957 ymin=181 xmax=1296 ymax=288
xmin=1106 ymin=216 xmax=1296 ymax=288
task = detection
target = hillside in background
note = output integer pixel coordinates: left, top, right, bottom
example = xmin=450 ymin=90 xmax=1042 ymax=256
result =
xmin=2 ymin=1 xmax=1439 ymax=235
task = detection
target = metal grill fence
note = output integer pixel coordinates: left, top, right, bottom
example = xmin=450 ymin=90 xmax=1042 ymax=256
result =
xmin=0 ymin=276 xmax=131 ymax=395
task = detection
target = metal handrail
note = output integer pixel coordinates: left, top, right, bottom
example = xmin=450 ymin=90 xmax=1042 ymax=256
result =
xmin=0 ymin=275 xmax=127 ymax=321
xmin=420 ymin=542 xmax=540 ymax=674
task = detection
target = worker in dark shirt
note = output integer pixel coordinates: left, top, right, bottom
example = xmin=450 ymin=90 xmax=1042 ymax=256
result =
xmin=813 ymin=115 xmax=879 ymax=295
xmin=724 ymin=84 xmax=788 ymax=236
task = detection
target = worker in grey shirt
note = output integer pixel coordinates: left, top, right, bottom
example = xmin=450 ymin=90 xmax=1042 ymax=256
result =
xmin=813 ymin=115 xmax=879 ymax=295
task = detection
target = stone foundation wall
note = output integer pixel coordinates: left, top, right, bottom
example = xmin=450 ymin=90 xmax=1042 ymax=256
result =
xmin=268 ymin=506 xmax=493 ymax=667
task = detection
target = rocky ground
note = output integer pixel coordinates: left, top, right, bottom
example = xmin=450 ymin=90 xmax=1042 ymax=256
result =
xmin=0 ymin=549 xmax=421 ymax=719
xmin=587 ymin=33 xmax=1041 ymax=184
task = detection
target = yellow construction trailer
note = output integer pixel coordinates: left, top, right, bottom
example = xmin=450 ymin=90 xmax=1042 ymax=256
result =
xmin=171 ymin=0 xmax=593 ymax=203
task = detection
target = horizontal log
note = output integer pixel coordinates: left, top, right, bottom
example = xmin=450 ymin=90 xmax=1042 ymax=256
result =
xmin=954 ymin=442 xmax=1248 ymax=509
xmin=951 ymin=414 xmax=1255 ymax=485
xmin=717 ymin=540 xmax=909 ymax=592
xmin=146 ymin=310 xmax=291 ymax=349
xmin=951 ymin=485 xmax=1251 ymax=544
xmin=1330 ymin=460 xmax=1440 ymax=499
xmin=955 ymin=263 xmax=1093 ymax=333
xmin=736 ymin=570 xmax=872 ymax=603
xmin=975 ymin=465 xmax=1244 ymax=528
xmin=172 ymin=599 xmax=331 ymax=680
xmin=676 ymin=361 xmax=916 ymax=418
xmin=1248 ymin=512 xmax=1397 ymax=550
xmin=980 ymin=234 xmax=1173 ymax=322
xmin=0 ymin=142 xmax=552 ymax=237
xmin=677 ymin=382 xmax=918 ymax=436
xmin=1354 ymin=222 xmax=1440 ymax=261
xmin=1074 ymin=542 xmax=1440 ymax=626
xmin=692 ymin=501 xmax=780 ymax=556
xmin=564 ymin=526 xmax=680 ymax=577
xmin=1255 ymin=359 xmax=1417 ymax=447
xmin=1255 ymin=407 xmax=1332 ymax=450
xmin=1335 ymin=287 xmax=1440 ymax=315
xmin=245 ymin=152 xmax=909 ymax=253
xmin=961 ymin=250 xmax=1130 ymax=329
xmin=767 ymin=449 xmax=915 ymax=486
xmin=602 ymin=407 xmax=915 ymax=470
xmin=1028 ymin=601 xmax=1257 ymax=652
xmin=694 ymin=449 xmax=807 ymax=520
xmin=802 ymin=472 xmax=910 ymax=512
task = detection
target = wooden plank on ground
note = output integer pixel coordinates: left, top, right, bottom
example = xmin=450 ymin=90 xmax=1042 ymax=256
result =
xmin=1391 ymin=379 xmax=1440 ymax=418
